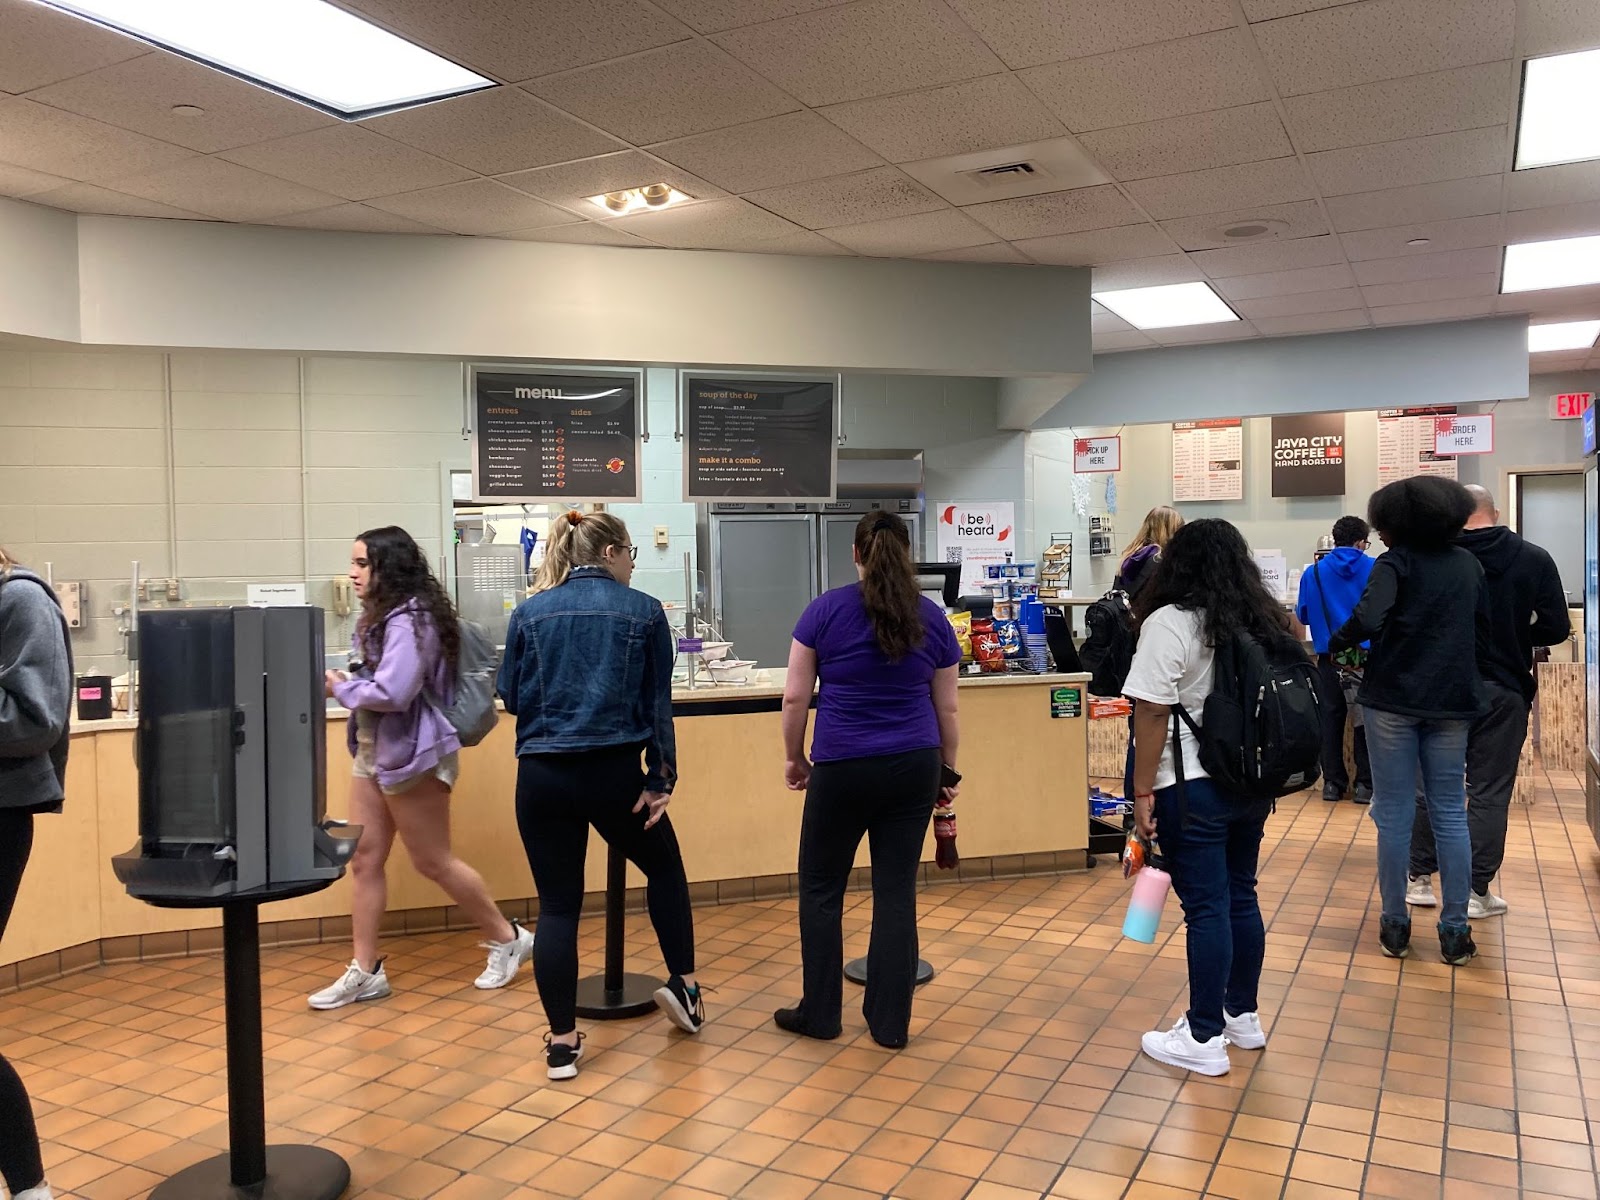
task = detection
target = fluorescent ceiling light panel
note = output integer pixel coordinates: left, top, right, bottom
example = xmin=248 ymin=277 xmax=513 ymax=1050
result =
xmin=1528 ymin=319 xmax=1600 ymax=352
xmin=39 ymin=0 xmax=495 ymax=118
xmin=1516 ymin=48 xmax=1600 ymax=170
xmin=1501 ymin=235 xmax=1600 ymax=293
xmin=1091 ymin=282 xmax=1240 ymax=330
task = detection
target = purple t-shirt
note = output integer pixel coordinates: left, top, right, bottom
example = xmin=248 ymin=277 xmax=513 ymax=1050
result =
xmin=793 ymin=585 xmax=961 ymax=763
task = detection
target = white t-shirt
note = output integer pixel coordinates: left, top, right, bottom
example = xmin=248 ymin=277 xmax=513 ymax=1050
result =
xmin=1121 ymin=604 xmax=1215 ymax=790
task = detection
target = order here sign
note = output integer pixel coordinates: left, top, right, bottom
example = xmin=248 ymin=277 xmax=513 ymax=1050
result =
xmin=1435 ymin=414 xmax=1494 ymax=455
xmin=1074 ymin=436 xmax=1120 ymax=472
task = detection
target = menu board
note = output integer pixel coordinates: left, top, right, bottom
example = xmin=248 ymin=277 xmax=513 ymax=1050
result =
xmin=471 ymin=369 xmax=641 ymax=503
xmin=683 ymin=374 xmax=837 ymax=502
xmin=1377 ymin=405 xmax=1458 ymax=485
xmin=1171 ymin=418 xmax=1243 ymax=502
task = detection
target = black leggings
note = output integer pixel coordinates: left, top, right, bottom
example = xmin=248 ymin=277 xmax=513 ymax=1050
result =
xmin=0 ymin=809 xmax=45 ymax=1193
xmin=514 ymin=748 xmax=695 ymax=1035
xmin=795 ymin=749 xmax=940 ymax=1047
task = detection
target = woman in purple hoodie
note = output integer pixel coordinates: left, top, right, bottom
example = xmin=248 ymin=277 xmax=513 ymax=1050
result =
xmin=309 ymin=526 xmax=532 ymax=1010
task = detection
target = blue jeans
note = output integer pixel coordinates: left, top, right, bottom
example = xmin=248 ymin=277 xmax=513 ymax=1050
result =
xmin=1364 ymin=708 xmax=1470 ymax=931
xmin=1154 ymin=777 xmax=1271 ymax=1042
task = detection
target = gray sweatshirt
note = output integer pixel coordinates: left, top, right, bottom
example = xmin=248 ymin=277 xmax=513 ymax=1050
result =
xmin=0 ymin=566 xmax=71 ymax=812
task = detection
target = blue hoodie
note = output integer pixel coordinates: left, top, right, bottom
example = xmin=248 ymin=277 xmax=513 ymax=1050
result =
xmin=1296 ymin=547 xmax=1375 ymax=653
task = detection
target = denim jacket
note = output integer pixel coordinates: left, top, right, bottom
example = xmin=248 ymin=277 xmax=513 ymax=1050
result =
xmin=496 ymin=566 xmax=677 ymax=793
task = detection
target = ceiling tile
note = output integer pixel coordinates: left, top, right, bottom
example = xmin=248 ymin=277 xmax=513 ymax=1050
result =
xmin=818 ymin=75 xmax=1064 ymax=164
xmin=1080 ymin=103 xmax=1292 ymax=183
xmin=367 ymin=86 xmax=622 ymax=176
xmin=648 ymin=111 xmax=881 ymax=194
xmin=1126 ymin=157 xmax=1314 ymax=221
xmin=264 ymin=203 xmax=447 ymax=235
xmin=1309 ymin=128 xmax=1508 ymax=197
xmin=108 ymin=158 xmax=342 ymax=222
xmin=1019 ymin=30 xmax=1269 ymax=132
xmin=366 ymin=179 xmax=577 ymax=235
xmin=0 ymin=0 xmax=144 ymax=94
xmin=1242 ymin=0 xmax=1364 ymax=19
xmin=1094 ymin=330 xmax=1159 ymax=351
xmin=741 ymin=228 xmax=854 ymax=255
xmin=1494 ymin=282 xmax=1600 ymax=314
xmin=0 ymin=97 xmax=194 ymax=184
xmin=1233 ymin=287 xmax=1363 ymax=317
xmin=963 ymin=185 xmax=1142 ymax=240
xmin=528 ymin=41 xmax=799 ymax=144
xmin=1518 ymin=0 xmax=1600 ymax=56
xmin=1338 ymin=213 xmax=1505 ymax=260
xmin=1015 ymin=224 xmax=1177 ymax=266
xmin=712 ymin=0 xmax=1003 ymax=108
xmin=1325 ymin=175 xmax=1503 ymax=232
xmin=1188 ymin=234 xmax=1345 ymax=276
xmin=920 ymin=242 xmax=1031 ymax=264
xmin=1252 ymin=0 xmax=1514 ymax=98
xmin=493 ymin=221 xmax=655 ymax=246
xmin=1369 ymin=296 xmax=1495 ymax=324
xmin=1529 ymin=351 xmax=1594 ymax=372
xmin=1091 ymin=303 xmax=1134 ymax=332
xmin=0 ymin=160 xmax=68 ymax=198
xmin=341 ymin=0 xmax=691 ymax=80
xmin=1214 ymin=263 xmax=1356 ymax=300
xmin=25 ymin=53 xmax=333 ymax=154
xmin=498 ymin=150 xmax=724 ymax=214
xmin=1504 ymin=200 xmax=1600 ymax=242
xmin=612 ymin=197 xmax=809 ymax=249
xmin=1360 ymin=273 xmax=1499 ymax=307
xmin=1150 ymin=321 xmax=1260 ymax=346
xmin=1091 ymin=256 xmax=1203 ymax=289
xmin=23 ymin=181 xmax=206 ymax=220
xmin=822 ymin=208 xmax=994 ymax=256
xmin=652 ymin=0 xmax=853 ymax=35
xmin=1505 ymin=160 xmax=1600 ymax=212
xmin=1160 ymin=200 xmax=1329 ymax=250
xmin=1281 ymin=63 xmax=1511 ymax=153
xmin=1350 ymin=246 xmax=1503 ymax=285
xmin=746 ymin=166 xmax=943 ymax=230
xmin=218 ymin=125 xmax=474 ymax=202
xmin=945 ymin=0 xmax=1236 ymax=70
xmin=1251 ymin=309 xmax=1371 ymax=335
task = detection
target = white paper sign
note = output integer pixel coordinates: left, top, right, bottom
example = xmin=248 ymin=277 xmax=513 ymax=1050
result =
xmin=1254 ymin=551 xmax=1288 ymax=601
xmin=246 ymin=582 xmax=308 ymax=607
xmin=1434 ymin=414 xmax=1494 ymax=455
xmin=936 ymin=501 xmax=1017 ymax=595
xmin=1378 ymin=406 xmax=1458 ymax=482
xmin=1171 ymin=419 xmax=1243 ymax=502
xmin=1074 ymin=436 xmax=1121 ymax=473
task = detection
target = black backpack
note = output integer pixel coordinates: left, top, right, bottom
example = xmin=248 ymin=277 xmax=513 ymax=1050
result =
xmin=1080 ymin=589 xmax=1135 ymax=697
xmin=1174 ymin=628 xmax=1321 ymax=801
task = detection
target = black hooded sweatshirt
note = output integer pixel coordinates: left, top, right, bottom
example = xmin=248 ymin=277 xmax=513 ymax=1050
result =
xmin=1457 ymin=525 xmax=1570 ymax=703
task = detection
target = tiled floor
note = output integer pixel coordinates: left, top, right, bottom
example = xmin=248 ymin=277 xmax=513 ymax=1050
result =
xmin=5 ymin=764 xmax=1599 ymax=1200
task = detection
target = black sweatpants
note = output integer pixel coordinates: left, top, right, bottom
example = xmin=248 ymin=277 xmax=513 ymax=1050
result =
xmin=1316 ymin=655 xmax=1371 ymax=796
xmin=514 ymin=747 xmax=695 ymax=1035
xmin=1411 ymin=681 xmax=1529 ymax=892
xmin=794 ymin=748 xmax=940 ymax=1047
xmin=0 ymin=809 xmax=45 ymax=1194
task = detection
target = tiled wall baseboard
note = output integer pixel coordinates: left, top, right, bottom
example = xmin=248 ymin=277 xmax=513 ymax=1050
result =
xmin=0 ymin=849 xmax=1089 ymax=995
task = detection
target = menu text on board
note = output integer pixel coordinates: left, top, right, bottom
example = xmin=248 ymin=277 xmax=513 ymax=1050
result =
xmin=684 ymin=375 xmax=836 ymax=501
xmin=472 ymin=370 xmax=640 ymax=503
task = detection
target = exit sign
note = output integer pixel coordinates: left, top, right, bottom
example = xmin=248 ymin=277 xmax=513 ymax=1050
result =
xmin=1553 ymin=392 xmax=1592 ymax=420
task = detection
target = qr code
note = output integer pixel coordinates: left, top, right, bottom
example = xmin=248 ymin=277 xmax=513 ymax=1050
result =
xmin=944 ymin=547 xmax=963 ymax=563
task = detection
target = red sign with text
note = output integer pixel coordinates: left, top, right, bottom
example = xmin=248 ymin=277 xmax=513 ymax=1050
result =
xmin=1553 ymin=392 xmax=1593 ymax=420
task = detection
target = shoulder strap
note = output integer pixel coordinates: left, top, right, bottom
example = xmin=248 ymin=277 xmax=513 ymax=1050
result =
xmin=1311 ymin=560 xmax=1337 ymax=642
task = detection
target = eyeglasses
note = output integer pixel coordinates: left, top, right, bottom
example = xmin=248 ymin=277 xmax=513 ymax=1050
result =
xmin=617 ymin=543 xmax=638 ymax=562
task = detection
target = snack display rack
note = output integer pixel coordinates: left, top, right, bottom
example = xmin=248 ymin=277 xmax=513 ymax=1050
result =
xmin=1038 ymin=533 xmax=1072 ymax=600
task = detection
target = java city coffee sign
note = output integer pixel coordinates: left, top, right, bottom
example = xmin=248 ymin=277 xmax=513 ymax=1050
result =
xmin=1270 ymin=413 xmax=1346 ymax=498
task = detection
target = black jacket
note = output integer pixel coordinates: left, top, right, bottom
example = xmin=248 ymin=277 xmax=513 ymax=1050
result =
xmin=1457 ymin=525 xmax=1571 ymax=703
xmin=1331 ymin=545 xmax=1488 ymax=721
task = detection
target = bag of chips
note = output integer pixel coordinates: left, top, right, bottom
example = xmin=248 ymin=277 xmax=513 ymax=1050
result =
xmin=947 ymin=610 xmax=973 ymax=662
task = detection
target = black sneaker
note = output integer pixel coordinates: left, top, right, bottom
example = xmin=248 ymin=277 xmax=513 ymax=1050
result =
xmin=543 ymin=1032 xmax=584 ymax=1081
xmin=1352 ymin=787 xmax=1372 ymax=805
xmin=1379 ymin=916 xmax=1411 ymax=959
xmin=1322 ymin=784 xmax=1344 ymax=802
xmin=1439 ymin=926 xmax=1477 ymax=967
xmin=774 ymin=1005 xmax=841 ymax=1040
xmin=653 ymin=975 xmax=706 ymax=1034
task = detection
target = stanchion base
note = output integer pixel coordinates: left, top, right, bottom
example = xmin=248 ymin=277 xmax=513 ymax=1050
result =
xmin=844 ymin=957 xmax=934 ymax=987
xmin=150 ymin=1145 xmax=349 ymax=1200
xmin=574 ymin=971 xmax=662 ymax=1019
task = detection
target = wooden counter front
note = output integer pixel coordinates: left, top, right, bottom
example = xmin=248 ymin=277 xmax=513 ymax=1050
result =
xmin=2 ymin=674 xmax=1090 ymax=973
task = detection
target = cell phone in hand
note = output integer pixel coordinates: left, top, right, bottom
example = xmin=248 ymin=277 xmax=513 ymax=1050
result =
xmin=940 ymin=763 xmax=962 ymax=790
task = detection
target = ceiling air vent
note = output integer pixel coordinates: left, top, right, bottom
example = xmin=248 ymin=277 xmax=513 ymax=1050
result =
xmin=963 ymin=161 xmax=1037 ymax=187
xmin=1212 ymin=217 xmax=1291 ymax=243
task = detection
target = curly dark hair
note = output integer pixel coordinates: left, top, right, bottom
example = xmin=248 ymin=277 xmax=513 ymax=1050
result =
xmin=1134 ymin=518 xmax=1291 ymax=648
xmin=1331 ymin=515 xmax=1369 ymax=547
xmin=355 ymin=526 xmax=460 ymax=672
xmin=1366 ymin=476 xmax=1474 ymax=550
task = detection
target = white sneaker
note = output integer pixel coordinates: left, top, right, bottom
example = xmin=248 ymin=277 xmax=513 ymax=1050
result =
xmin=1140 ymin=1017 xmax=1230 ymax=1076
xmin=1224 ymin=1010 xmax=1266 ymax=1050
xmin=1468 ymin=889 xmax=1508 ymax=919
xmin=15 ymin=1185 xmax=56 ymax=1200
xmin=1406 ymin=875 xmax=1437 ymax=907
xmin=308 ymin=960 xmax=391 ymax=1010
xmin=474 ymin=921 xmax=534 ymax=990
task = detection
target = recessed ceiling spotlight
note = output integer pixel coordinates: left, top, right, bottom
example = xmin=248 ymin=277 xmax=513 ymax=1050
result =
xmin=1501 ymin=234 xmax=1600 ymax=293
xmin=588 ymin=184 xmax=692 ymax=217
xmin=1528 ymin=319 xmax=1600 ymax=353
xmin=170 ymin=104 xmax=205 ymax=116
xmin=39 ymin=0 xmax=494 ymax=119
xmin=1406 ymin=237 xmax=1431 ymax=247
xmin=1515 ymin=47 xmax=1600 ymax=170
xmin=1091 ymin=281 xmax=1240 ymax=330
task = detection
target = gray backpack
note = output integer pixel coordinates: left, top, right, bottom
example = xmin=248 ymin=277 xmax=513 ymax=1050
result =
xmin=429 ymin=619 xmax=500 ymax=747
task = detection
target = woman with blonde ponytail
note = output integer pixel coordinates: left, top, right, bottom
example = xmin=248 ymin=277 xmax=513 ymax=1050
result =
xmin=778 ymin=512 xmax=961 ymax=1048
xmin=498 ymin=510 xmax=704 ymax=1080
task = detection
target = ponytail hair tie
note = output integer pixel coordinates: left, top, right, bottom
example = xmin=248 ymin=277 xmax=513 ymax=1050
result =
xmin=871 ymin=514 xmax=898 ymax=534
xmin=565 ymin=511 xmax=584 ymax=527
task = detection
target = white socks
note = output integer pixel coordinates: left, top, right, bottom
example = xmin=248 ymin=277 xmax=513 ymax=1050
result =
xmin=15 ymin=1186 xmax=55 ymax=1200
